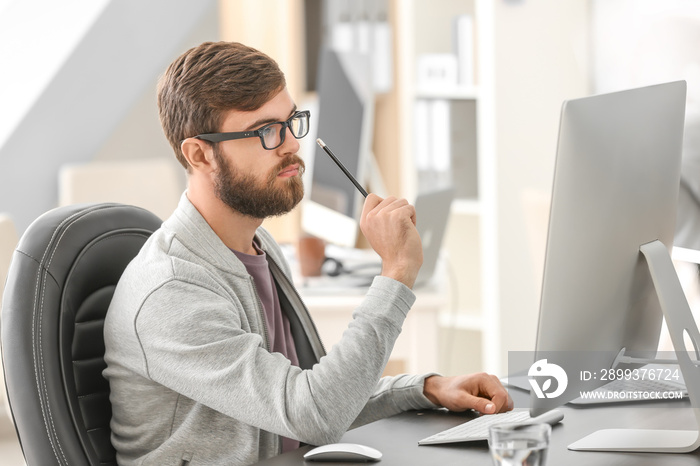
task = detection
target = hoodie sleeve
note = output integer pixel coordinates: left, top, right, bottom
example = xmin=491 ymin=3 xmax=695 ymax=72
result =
xmin=133 ymin=274 xmax=418 ymax=446
xmin=350 ymin=373 xmax=442 ymax=428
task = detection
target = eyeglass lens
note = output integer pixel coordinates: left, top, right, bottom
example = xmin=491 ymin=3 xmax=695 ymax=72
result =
xmin=261 ymin=112 xmax=309 ymax=149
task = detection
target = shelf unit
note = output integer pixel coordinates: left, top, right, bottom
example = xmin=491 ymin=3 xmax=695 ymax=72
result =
xmin=394 ymin=0 xmax=499 ymax=375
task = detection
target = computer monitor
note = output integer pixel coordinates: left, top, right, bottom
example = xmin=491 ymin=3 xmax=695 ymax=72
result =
xmin=527 ymin=82 xmax=693 ymax=438
xmin=301 ymin=48 xmax=374 ymax=247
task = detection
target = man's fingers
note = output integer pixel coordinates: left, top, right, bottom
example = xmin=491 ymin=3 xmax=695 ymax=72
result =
xmin=371 ymin=198 xmax=417 ymax=226
xmin=479 ymin=374 xmax=513 ymax=413
xmin=460 ymin=392 xmax=510 ymax=415
xmin=361 ymin=193 xmax=384 ymax=218
xmin=462 ymin=393 xmax=494 ymax=414
xmin=488 ymin=392 xmax=512 ymax=414
xmin=366 ymin=196 xmax=402 ymax=216
xmin=381 ymin=197 xmax=409 ymax=212
xmin=359 ymin=193 xmax=424 ymax=288
xmin=456 ymin=374 xmax=512 ymax=414
xmin=362 ymin=195 xmax=417 ymax=228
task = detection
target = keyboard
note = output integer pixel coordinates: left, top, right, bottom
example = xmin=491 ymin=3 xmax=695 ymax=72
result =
xmin=418 ymin=409 xmax=564 ymax=445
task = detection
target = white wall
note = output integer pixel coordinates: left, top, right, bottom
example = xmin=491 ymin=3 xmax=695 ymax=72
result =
xmin=93 ymin=2 xmax=222 ymax=192
xmin=592 ymin=0 xmax=700 ymax=99
xmin=0 ymin=0 xmax=216 ymax=232
xmin=590 ymin=1 xmax=700 ymax=347
xmin=0 ymin=0 xmax=110 ymax=149
xmin=494 ymin=0 xmax=591 ymax=367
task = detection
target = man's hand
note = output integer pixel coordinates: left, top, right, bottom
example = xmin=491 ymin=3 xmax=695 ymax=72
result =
xmin=360 ymin=194 xmax=423 ymax=288
xmin=423 ymin=373 xmax=513 ymax=414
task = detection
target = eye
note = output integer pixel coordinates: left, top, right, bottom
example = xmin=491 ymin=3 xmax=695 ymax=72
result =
xmin=259 ymin=125 xmax=276 ymax=138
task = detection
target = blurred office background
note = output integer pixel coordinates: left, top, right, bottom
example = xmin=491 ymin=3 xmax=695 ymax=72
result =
xmin=1 ymin=0 xmax=700 ymax=462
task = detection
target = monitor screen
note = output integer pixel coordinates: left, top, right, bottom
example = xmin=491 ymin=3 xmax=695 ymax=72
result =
xmin=302 ymin=48 xmax=374 ymax=247
xmin=310 ymin=51 xmax=363 ymax=217
xmin=528 ymin=81 xmax=687 ymax=416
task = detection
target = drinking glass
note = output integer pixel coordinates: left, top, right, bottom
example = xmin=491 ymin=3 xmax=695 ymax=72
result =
xmin=488 ymin=423 xmax=551 ymax=466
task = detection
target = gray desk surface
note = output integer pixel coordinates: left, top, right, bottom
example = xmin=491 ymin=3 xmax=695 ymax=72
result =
xmin=253 ymin=389 xmax=700 ymax=465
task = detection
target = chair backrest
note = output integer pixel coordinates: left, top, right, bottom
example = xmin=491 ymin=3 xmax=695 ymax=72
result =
xmin=1 ymin=203 xmax=162 ymax=466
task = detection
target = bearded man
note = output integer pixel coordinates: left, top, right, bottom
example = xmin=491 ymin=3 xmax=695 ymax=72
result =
xmin=103 ymin=41 xmax=511 ymax=466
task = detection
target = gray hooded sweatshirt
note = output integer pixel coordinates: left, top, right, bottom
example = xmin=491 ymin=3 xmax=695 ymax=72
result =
xmin=103 ymin=193 xmax=438 ymax=465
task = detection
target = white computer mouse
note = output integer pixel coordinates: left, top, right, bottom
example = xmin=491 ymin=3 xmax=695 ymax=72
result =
xmin=303 ymin=442 xmax=382 ymax=462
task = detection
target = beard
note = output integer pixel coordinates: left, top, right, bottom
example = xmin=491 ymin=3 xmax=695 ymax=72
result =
xmin=213 ymin=145 xmax=305 ymax=219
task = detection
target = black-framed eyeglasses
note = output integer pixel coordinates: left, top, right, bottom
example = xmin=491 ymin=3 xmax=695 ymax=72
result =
xmin=190 ymin=110 xmax=310 ymax=150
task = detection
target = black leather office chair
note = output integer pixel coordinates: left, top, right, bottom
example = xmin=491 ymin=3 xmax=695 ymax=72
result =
xmin=1 ymin=203 xmax=162 ymax=466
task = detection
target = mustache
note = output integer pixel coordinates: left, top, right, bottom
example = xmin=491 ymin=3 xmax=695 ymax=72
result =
xmin=273 ymin=154 xmax=306 ymax=176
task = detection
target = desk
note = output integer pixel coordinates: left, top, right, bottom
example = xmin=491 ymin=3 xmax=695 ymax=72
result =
xmin=253 ymin=389 xmax=700 ymax=465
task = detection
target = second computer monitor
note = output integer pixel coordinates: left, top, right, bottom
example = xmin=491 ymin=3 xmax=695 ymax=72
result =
xmin=302 ymin=48 xmax=374 ymax=247
xmin=531 ymin=81 xmax=686 ymax=415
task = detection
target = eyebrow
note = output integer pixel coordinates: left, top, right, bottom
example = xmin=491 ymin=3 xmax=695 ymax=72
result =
xmin=245 ymin=104 xmax=298 ymax=131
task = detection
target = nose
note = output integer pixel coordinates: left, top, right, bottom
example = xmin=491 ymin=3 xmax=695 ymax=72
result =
xmin=279 ymin=125 xmax=300 ymax=155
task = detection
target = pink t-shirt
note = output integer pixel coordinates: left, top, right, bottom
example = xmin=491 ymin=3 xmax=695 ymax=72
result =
xmin=231 ymin=243 xmax=300 ymax=452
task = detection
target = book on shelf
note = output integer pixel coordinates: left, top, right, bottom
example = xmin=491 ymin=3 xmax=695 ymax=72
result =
xmin=414 ymin=98 xmax=452 ymax=190
xmin=453 ymin=14 xmax=475 ymax=87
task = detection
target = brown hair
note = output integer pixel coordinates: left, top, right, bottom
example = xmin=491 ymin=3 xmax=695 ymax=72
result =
xmin=157 ymin=41 xmax=286 ymax=170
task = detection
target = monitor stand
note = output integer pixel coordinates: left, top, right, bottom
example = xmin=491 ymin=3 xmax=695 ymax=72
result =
xmin=569 ymin=239 xmax=700 ymax=452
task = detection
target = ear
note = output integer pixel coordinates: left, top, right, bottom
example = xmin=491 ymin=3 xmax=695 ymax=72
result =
xmin=181 ymin=138 xmax=218 ymax=173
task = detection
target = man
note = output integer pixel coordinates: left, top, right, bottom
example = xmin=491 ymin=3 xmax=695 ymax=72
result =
xmin=103 ymin=41 xmax=511 ymax=466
